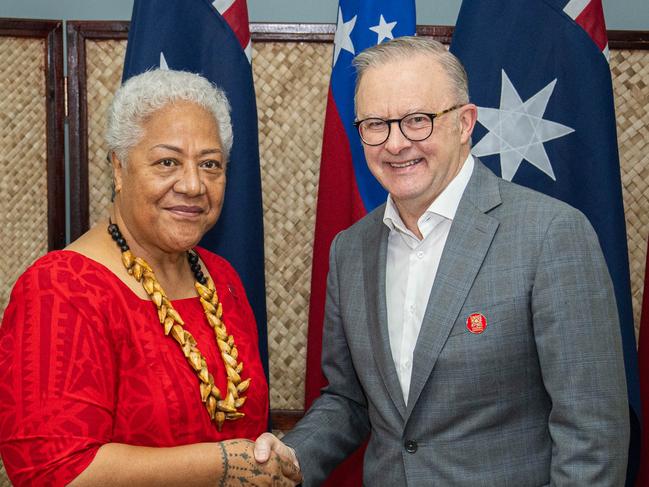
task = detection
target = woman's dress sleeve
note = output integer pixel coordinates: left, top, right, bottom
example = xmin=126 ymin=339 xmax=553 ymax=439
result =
xmin=0 ymin=256 xmax=116 ymax=486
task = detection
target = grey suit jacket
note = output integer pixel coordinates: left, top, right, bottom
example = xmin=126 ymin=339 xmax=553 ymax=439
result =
xmin=284 ymin=160 xmax=629 ymax=486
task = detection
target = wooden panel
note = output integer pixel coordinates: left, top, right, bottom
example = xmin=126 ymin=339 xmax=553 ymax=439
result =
xmin=67 ymin=21 xmax=129 ymax=240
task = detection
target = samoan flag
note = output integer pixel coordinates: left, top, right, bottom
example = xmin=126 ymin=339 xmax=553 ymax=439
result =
xmin=304 ymin=1 xmax=415 ymax=484
xmin=450 ymin=0 xmax=640 ymax=483
xmin=123 ymin=0 xmax=268 ymax=377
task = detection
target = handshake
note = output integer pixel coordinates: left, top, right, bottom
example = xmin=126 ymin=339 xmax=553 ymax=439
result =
xmin=218 ymin=433 xmax=301 ymax=486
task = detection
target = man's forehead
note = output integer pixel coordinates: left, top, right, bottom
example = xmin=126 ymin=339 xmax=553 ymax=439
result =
xmin=357 ymin=57 xmax=451 ymax=102
xmin=359 ymin=55 xmax=447 ymax=89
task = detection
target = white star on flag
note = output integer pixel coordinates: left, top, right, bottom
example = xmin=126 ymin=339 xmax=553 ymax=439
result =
xmin=212 ymin=0 xmax=234 ymax=14
xmin=160 ymin=52 xmax=169 ymax=69
xmin=369 ymin=14 xmax=397 ymax=44
xmin=472 ymin=70 xmax=575 ymax=181
xmin=333 ymin=6 xmax=357 ymax=66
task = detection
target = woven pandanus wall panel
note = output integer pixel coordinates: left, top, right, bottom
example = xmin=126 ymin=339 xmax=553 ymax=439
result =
xmin=0 ymin=37 xmax=48 ymax=315
xmin=252 ymin=41 xmax=331 ymax=409
xmin=611 ymin=48 xmax=649 ymax=340
xmin=86 ymin=39 xmax=127 ymax=223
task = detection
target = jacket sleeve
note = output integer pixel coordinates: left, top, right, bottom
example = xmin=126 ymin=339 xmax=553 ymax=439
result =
xmin=282 ymin=232 xmax=371 ymax=486
xmin=532 ymin=208 xmax=629 ymax=485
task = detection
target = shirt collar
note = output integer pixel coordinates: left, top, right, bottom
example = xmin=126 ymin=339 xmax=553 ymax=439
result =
xmin=383 ymin=154 xmax=475 ymax=235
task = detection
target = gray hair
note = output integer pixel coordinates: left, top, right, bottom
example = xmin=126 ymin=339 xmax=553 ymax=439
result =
xmin=106 ymin=69 xmax=233 ymax=164
xmin=352 ymin=36 xmax=470 ymax=108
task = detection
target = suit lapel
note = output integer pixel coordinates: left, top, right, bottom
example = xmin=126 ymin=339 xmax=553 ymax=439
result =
xmin=363 ymin=213 xmax=408 ymax=418
xmin=405 ymin=160 xmax=501 ymax=419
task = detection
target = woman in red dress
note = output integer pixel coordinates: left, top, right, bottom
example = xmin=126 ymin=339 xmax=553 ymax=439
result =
xmin=0 ymin=69 xmax=300 ymax=486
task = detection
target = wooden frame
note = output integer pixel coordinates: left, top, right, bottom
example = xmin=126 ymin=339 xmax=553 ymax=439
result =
xmin=67 ymin=21 xmax=129 ymax=241
xmin=0 ymin=18 xmax=66 ymax=250
xmin=609 ymin=30 xmax=649 ymax=49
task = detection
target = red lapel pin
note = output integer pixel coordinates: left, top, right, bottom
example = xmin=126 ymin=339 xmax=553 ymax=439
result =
xmin=466 ymin=313 xmax=487 ymax=334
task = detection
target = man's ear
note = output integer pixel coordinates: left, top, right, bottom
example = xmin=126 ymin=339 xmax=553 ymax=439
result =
xmin=110 ymin=151 xmax=124 ymax=193
xmin=459 ymin=103 xmax=478 ymax=145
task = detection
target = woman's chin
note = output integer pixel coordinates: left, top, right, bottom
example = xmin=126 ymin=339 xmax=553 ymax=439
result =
xmin=171 ymin=239 xmax=203 ymax=254
xmin=154 ymin=231 xmax=203 ymax=254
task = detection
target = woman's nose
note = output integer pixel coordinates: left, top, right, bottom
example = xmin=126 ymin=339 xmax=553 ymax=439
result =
xmin=175 ymin=164 xmax=203 ymax=196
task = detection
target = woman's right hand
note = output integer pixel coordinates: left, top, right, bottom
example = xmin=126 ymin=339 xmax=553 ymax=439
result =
xmin=217 ymin=439 xmax=301 ymax=486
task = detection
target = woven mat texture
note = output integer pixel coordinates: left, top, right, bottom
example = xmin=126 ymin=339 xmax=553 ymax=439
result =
xmin=252 ymin=41 xmax=331 ymax=409
xmin=0 ymin=37 xmax=48 ymax=318
xmin=86 ymin=40 xmax=127 ymax=223
xmin=611 ymin=49 xmax=649 ymax=340
xmin=0 ymin=35 xmax=50 ymax=487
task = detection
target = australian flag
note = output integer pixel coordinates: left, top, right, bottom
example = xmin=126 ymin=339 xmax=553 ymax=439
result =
xmin=451 ymin=0 xmax=639 ymax=483
xmin=123 ymin=0 xmax=268 ymax=375
xmin=304 ymin=1 xmax=415 ymax=485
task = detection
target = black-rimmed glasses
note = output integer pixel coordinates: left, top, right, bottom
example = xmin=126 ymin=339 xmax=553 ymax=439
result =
xmin=354 ymin=104 xmax=464 ymax=146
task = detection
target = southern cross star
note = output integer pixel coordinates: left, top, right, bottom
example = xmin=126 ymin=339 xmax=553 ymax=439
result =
xmin=333 ymin=6 xmax=357 ymax=66
xmin=212 ymin=0 xmax=234 ymax=13
xmin=369 ymin=14 xmax=397 ymax=44
xmin=159 ymin=52 xmax=169 ymax=69
xmin=472 ymin=70 xmax=575 ymax=181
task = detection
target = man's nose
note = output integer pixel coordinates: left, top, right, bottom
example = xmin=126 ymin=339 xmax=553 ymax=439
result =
xmin=384 ymin=121 xmax=412 ymax=154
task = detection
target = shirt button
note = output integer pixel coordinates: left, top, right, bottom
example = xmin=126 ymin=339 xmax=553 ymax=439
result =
xmin=417 ymin=251 xmax=424 ymax=259
xmin=403 ymin=360 xmax=412 ymax=370
xmin=404 ymin=440 xmax=418 ymax=453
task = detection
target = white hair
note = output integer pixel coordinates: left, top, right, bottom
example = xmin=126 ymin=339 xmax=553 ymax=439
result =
xmin=352 ymin=36 xmax=470 ymax=108
xmin=105 ymin=69 xmax=233 ymax=163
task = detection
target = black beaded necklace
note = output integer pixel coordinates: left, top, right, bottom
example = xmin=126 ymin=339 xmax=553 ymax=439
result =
xmin=108 ymin=220 xmax=207 ymax=285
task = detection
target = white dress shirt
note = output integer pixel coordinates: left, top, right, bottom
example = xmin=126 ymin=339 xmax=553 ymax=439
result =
xmin=383 ymin=155 xmax=474 ymax=403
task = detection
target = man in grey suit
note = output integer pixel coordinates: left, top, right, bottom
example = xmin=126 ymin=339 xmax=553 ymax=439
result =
xmin=255 ymin=36 xmax=629 ymax=486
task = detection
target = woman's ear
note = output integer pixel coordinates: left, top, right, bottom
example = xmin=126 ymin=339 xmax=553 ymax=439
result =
xmin=110 ymin=151 xmax=124 ymax=193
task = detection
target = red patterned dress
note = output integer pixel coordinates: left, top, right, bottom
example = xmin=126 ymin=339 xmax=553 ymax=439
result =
xmin=0 ymin=249 xmax=269 ymax=486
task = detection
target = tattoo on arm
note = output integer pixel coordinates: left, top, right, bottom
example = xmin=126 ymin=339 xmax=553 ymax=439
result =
xmin=219 ymin=442 xmax=229 ymax=487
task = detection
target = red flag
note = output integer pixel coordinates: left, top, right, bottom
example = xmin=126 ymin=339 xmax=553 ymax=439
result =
xmin=636 ymin=235 xmax=649 ymax=486
xmin=305 ymin=89 xmax=366 ymax=487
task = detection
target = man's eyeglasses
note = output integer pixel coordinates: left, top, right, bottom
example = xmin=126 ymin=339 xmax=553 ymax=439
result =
xmin=353 ymin=104 xmax=464 ymax=146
